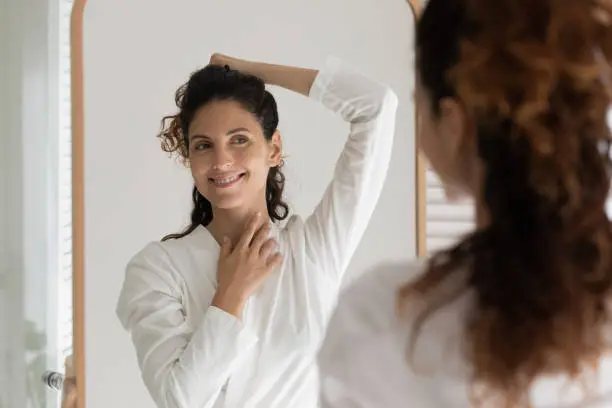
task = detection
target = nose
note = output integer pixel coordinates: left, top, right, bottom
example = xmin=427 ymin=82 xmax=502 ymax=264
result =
xmin=211 ymin=145 xmax=233 ymax=169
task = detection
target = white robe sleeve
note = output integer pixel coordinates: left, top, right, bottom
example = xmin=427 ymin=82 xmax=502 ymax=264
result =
xmin=116 ymin=242 xmax=258 ymax=408
xmin=303 ymin=56 xmax=398 ymax=282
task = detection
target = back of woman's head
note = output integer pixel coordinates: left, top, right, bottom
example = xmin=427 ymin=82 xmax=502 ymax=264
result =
xmin=158 ymin=65 xmax=288 ymax=240
xmin=407 ymin=0 xmax=612 ymax=405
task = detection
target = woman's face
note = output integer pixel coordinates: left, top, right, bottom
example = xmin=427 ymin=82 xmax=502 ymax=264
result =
xmin=187 ymin=99 xmax=282 ymax=211
xmin=416 ymin=76 xmax=477 ymax=201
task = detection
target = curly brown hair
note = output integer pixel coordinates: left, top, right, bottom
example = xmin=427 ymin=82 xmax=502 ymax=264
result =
xmin=405 ymin=0 xmax=612 ymax=406
xmin=157 ymin=64 xmax=289 ymax=241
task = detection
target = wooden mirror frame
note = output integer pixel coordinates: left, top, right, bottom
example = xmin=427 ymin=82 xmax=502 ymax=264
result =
xmin=407 ymin=0 xmax=428 ymax=257
xmin=69 ymin=1 xmax=424 ymax=406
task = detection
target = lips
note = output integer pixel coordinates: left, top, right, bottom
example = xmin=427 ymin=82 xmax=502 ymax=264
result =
xmin=208 ymin=173 xmax=245 ymax=188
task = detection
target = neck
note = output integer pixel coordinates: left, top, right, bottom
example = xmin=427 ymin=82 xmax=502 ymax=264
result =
xmin=475 ymin=200 xmax=489 ymax=229
xmin=206 ymin=201 xmax=270 ymax=246
xmin=471 ymin=162 xmax=489 ymax=229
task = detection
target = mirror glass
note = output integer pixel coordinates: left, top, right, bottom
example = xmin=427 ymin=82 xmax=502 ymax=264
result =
xmin=1 ymin=0 xmax=75 ymax=407
xmin=78 ymin=0 xmax=417 ymax=405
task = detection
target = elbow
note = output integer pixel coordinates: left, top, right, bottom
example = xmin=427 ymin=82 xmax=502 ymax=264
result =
xmin=143 ymin=368 xmax=186 ymax=408
xmin=159 ymin=370 xmax=193 ymax=408
xmin=382 ymin=85 xmax=399 ymax=105
xmin=154 ymin=367 xmax=214 ymax=408
xmin=153 ymin=383 xmax=184 ymax=408
xmin=355 ymin=85 xmax=399 ymax=124
xmin=159 ymin=382 xmax=177 ymax=408
xmin=379 ymin=86 xmax=399 ymax=117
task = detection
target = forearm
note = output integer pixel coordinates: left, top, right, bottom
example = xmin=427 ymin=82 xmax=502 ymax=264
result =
xmin=211 ymin=287 xmax=248 ymax=320
xmin=247 ymin=62 xmax=318 ymax=96
xmin=117 ymin=248 xmax=259 ymax=408
xmin=225 ymin=57 xmax=318 ymax=97
xmin=140 ymin=307 xmax=258 ymax=408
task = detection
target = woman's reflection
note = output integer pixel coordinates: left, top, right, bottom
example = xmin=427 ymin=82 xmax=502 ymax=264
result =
xmin=115 ymin=53 xmax=398 ymax=407
xmin=60 ymin=356 xmax=76 ymax=408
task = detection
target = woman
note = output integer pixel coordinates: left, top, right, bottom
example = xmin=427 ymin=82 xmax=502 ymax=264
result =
xmin=60 ymin=355 xmax=76 ymax=408
xmin=116 ymin=53 xmax=397 ymax=408
xmin=318 ymin=0 xmax=612 ymax=407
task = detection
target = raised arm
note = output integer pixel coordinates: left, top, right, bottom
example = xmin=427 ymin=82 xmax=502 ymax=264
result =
xmin=213 ymin=54 xmax=398 ymax=282
xmin=209 ymin=53 xmax=319 ymax=96
xmin=116 ymin=243 xmax=258 ymax=408
xmin=302 ymin=57 xmax=397 ymax=279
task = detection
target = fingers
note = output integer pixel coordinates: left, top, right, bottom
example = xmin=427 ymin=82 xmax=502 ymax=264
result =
xmin=61 ymin=383 xmax=77 ymax=408
xmin=250 ymin=223 xmax=271 ymax=251
xmin=259 ymin=238 xmax=278 ymax=260
xmin=210 ymin=53 xmax=224 ymax=65
xmin=220 ymin=236 xmax=232 ymax=257
xmin=266 ymin=252 xmax=283 ymax=270
xmin=236 ymin=212 xmax=261 ymax=250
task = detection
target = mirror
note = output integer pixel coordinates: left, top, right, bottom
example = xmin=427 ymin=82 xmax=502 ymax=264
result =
xmin=72 ymin=0 xmax=419 ymax=406
xmin=1 ymin=0 xmax=79 ymax=407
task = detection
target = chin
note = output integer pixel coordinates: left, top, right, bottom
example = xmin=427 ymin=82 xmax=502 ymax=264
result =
xmin=209 ymin=195 xmax=246 ymax=211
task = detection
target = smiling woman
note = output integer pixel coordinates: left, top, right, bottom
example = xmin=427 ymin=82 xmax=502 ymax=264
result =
xmin=115 ymin=53 xmax=398 ymax=408
xmin=158 ymin=63 xmax=289 ymax=241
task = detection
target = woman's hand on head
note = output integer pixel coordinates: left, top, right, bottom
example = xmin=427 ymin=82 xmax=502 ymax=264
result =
xmin=208 ymin=54 xmax=264 ymax=83
xmin=207 ymin=54 xmax=314 ymax=95
xmin=61 ymin=355 xmax=77 ymax=408
xmin=212 ymin=212 xmax=283 ymax=319
xmin=209 ymin=53 xmax=238 ymax=69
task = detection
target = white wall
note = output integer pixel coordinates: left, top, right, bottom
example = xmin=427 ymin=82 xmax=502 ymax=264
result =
xmin=82 ymin=1 xmax=416 ymax=406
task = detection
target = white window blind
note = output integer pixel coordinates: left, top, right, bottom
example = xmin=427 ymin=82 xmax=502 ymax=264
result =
xmin=424 ymin=168 xmax=475 ymax=254
xmin=425 ymin=108 xmax=612 ymax=254
xmin=57 ymin=0 xmax=74 ymax=360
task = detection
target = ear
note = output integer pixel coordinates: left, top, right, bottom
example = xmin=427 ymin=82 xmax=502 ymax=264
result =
xmin=437 ymin=97 xmax=477 ymax=200
xmin=267 ymin=130 xmax=283 ymax=167
xmin=437 ymin=97 xmax=468 ymax=159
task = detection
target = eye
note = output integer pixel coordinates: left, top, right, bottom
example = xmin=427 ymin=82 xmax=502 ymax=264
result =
xmin=231 ymin=135 xmax=249 ymax=145
xmin=193 ymin=141 xmax=212 ymax=151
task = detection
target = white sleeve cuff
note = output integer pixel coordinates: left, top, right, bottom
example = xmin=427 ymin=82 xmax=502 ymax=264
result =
xmin=205 ymin=305 xmax=259 ymax=347
xmin=309 ymin=55 xmax=342 ymax=103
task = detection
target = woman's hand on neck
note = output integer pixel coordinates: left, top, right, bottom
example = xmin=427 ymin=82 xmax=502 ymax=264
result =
xmin=207 ymin=206 xmax=270 ymax=247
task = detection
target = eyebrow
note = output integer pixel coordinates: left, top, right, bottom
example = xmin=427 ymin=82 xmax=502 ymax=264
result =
xmin=190 ymin=127 xmax=250 ymax=141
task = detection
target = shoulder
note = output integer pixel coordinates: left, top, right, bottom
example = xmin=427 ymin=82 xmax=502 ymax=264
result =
xmin=317 ymin=260 xmax=428 ymax=405
xmin=279 ymin=214 xmax=303 ymax=232
xmin=122 ymin=233 xmax=201 ymax=298
xmin=338 ymin=259 xmax=426 ymax=324
xmin=117 ymin=240 xmax=188 ymax=326
xmin=128 ymin=226 xmax=210 ymax=270
xmin=322 ymin=259 xmax=426 ymax=347
xmin=129 ymin=240 xmax=169 ymax=263
xmin=276 ymin=214 xmax=305 ymax=247
xmin=345 ymin=259 xmax=426 ymax=294
xmin=127 ymin=240 xmax=177 ymax=276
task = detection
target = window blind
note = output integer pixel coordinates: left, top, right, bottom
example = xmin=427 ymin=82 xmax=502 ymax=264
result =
xmin=57 ymin=0 xmax=74 ymax=360
xmin=424 ymin=109 xmax=612 ymax=254
xmin=424 ymin=168 xmax=475 ymax=254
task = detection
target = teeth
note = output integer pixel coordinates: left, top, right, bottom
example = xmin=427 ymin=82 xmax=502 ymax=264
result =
xmin=212 ymin=175 xmax=239 ymax=185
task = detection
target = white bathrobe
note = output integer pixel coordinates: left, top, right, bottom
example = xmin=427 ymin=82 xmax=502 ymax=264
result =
xmin=116 ymin=56 xmax=398 ymax=408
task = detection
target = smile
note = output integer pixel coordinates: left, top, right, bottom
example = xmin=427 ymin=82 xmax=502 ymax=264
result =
xmin=208 ymin=173 xmax=245 ymax=188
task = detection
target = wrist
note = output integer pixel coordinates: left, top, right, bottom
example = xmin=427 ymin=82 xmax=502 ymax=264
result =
xmin=211 ymin=54 xmax=245 ymax=72
xmin=230 ymin=59 xmax=270 ymax=84
xmin=211 ymin=286 xmax=248 ymax=318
